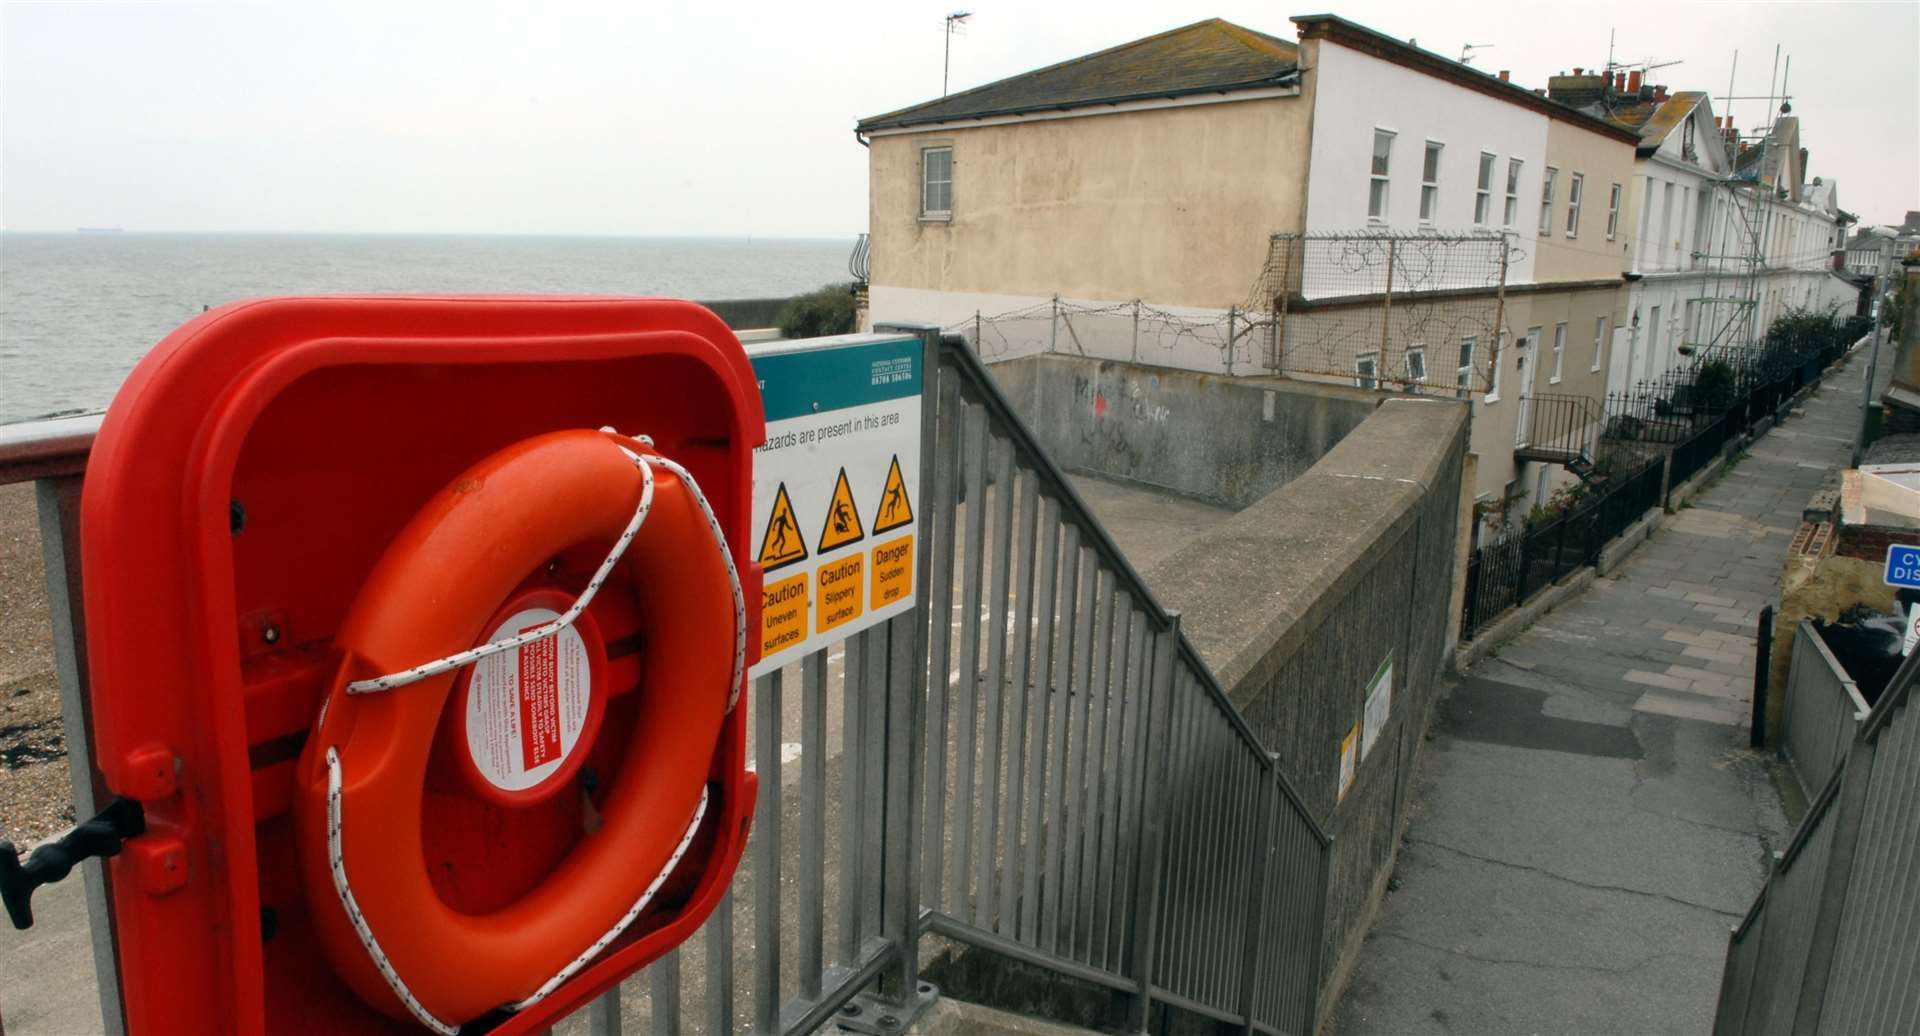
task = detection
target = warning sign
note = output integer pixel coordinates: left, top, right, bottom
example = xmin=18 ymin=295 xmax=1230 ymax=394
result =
xmin=748 ymin=335 xmax=923 ymax=676
xmin=873 ymin=456 xmax=914 ymax=532
xmin=816 ymin=554 xmax=865 ymax=634
xmin=817 ymin=468 xmax=866 ymax=553
xmin=761 ymin=573 xmax=809 ymax=657
xmin=757 ymin=483 xmax=809 ymax=571
xmin=872 ymin=535 xmax=913 ymax=609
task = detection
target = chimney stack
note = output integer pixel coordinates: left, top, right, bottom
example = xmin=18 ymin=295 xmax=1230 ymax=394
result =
xmin=1615 ymin=72 xmax=1626 ymax=92
xmin=1533 ymin=88 xmax=1546 ymax=97
xmin=1627 ymin=69 xmax=1643 ymax=94
xmin=1573 ymin=67 xmax=1584 ymax=76
xmin=1498 ymin=69 xmax=1510 ymax=82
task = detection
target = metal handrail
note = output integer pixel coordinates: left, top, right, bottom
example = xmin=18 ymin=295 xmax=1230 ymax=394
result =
xmin=0 ymin=413 xmax=102 ymax=485
xmin=935 ymin=333 xmax=1332 ymax=846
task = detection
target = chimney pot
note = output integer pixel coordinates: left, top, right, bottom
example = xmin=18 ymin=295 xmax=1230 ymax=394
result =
xmin=1627 ymin=69 xmax=1643 ymax=93
xmin=1574 ymin=67 xmax=1584 ymax=76
xmin=1654 ymin=85 xmax=1667 ymax=101
xmin=1498 ymin=69 xmax=1510 ymax=82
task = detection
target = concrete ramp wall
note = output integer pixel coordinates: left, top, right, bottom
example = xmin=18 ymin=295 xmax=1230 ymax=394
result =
xmin=1143 ymin=396 xmax=1470 ymax=1025
xmin=988 ymin=355 xmax=1378 ymax=508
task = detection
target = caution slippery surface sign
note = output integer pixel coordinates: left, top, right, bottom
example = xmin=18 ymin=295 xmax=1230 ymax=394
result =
xmin=749 ymin=335 xmax=922 ymax=676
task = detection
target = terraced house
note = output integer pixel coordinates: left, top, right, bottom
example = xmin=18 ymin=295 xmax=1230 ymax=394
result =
xmin=855 ymin=14 xmax=1644 ymax=535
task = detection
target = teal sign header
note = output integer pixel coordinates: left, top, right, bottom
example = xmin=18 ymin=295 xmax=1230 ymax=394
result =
xmin=751 ymin=336 xmax=921 ymax=423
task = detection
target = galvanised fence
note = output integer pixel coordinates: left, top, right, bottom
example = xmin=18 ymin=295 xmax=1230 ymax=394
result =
xmin=4 ymin=327 xmax=1337 ymax=1036
xmin=1714 ymin=643 xmax=1920 ymax=1035
xmin=1461 ymin=319 xmax=1864 ymax=642
xmin=1778 ymin=621 xmax=1871 ymax=801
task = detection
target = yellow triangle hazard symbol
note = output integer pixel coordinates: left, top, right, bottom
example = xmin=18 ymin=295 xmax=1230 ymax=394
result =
xmin=817 ymin=468 xmax=866 ymax=553
xmin=873 ymin=455 xmax=914 ymax=533
xmin=757 ymin=483 xmax=809 ymax=571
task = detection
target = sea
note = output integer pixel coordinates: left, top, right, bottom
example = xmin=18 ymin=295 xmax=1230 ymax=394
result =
xmin=0 ymin=232 xmax=853 ymax=425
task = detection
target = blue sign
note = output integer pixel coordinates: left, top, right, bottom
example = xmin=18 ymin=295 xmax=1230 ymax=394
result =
xmin=1885 ymin=544 xmax=1920 ymax=588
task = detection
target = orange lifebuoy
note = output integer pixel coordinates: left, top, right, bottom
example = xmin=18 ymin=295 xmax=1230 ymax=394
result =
xmin=294 ymin=429 xmax=736 ymax=1030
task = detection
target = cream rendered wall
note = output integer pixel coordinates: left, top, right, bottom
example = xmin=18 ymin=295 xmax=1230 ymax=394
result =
xmin=1299 ymin=37 xmax=1543 ymax=288
xmin=865 ymin=93 xmax=1311 ymax=315
xmin=1538 ymin=120 xmax=1636 ymax=284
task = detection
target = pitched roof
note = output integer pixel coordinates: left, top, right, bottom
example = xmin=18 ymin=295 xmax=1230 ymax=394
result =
xmin=1290 ymin=14 xmax=1642 ymax=144
xmin=855 ymin=19 xmax=1298 ymax=133
xmin=1596 ymin=92 xmax=1707 ymax=152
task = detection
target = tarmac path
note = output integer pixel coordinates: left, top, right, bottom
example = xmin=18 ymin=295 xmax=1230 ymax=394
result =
xmin=1334 ymin=346 xmax=1868 ymax=1035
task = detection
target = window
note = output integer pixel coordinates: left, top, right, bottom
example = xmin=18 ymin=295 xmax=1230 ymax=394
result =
xmin=1550 ymin=322 xmax=1566 ymax=383
xmin=1565 ymin=173 xmax=1584 ymax=237
xmin=1606 ymin=183 xmax=1622 ymax=240
xmin=1503 ymin=158 xmax=1523 ymax=227
xmin=1420 ymin=142 xmax=1442 ymax=221
xmin=1457 ymin=336 xmax=1476 ymax=399
xmin=1406 ymin=345 xmax=1427 ymax=383
xmin=1485 ymin=332 xmax=1505 ymax=402
xmin=1540 ymin=167 xmax=1558 ymax=235
xmin=1368 ymin=130 xmax=1395 ymax=220
xmin=1475 ymin=152 xmax=1494 ymax=224
xmin=1355 ymin=352 xmax=1379 ymax=390
xmin=921 ymin=146 xmax=953 ymax=218
xmin=1592 ymin=316 xmax=1607 ymax=371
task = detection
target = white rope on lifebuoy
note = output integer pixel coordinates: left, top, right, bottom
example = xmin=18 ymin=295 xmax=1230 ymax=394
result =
xmin=504 ymin=784 xmax=709 ymax=1011
xmin=343 ymin=431 xmax=745 ymax=711
xmin=324 ymin=745 xmax=460 ymax=1036
xmin=323 ymin=430 xmax=743 ymax=1028
xmin=325 ymin=747 xmax=710 ymax=1030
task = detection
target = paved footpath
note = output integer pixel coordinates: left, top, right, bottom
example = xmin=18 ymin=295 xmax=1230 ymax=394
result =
xmin=1334 ymin=347 xmax=1867 ymax=1035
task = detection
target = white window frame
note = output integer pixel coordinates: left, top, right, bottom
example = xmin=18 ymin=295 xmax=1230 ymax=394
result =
xmin=1550 ymin=322 xmax=1567 ymax=384
xmin=920 ymin=144 xmax=953 ymax=220
xmin=1406 ymin=345 xmax=1427 ymax=384
xmin=1606 ymin=182 xmax=1621 ymax=240
xmin=1503 ymin=157 xmax=1523 ymax=228
xmin=1474 ymin=152 xmax=1494 ymax=225
xmin=1539 ymin=167 xmax=1558 ymax=235
xmin=1420 ymin=141 xmax=1443 ymax=223
xmin=1368 ymin=129 xmax=1395 ymax=222
xmin=1566 ymin=173 xmax=1584 ymax=237
xmin=1591 ymin=316 xmax=1607 ymax=372
xmin=1457 ymin=337 xmax=1475 ymax=399
xmin=1355 ymin=351 xmax=1380 ymax=390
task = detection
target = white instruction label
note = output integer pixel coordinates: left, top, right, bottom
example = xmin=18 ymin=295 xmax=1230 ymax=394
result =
xmin=465 ymin=607 xmax=592 ymax=792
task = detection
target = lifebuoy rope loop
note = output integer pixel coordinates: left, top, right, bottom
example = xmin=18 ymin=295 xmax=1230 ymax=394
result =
xmin=326 ymin=747 xmax=711 ymax=1029
xmin=342 ymin=430 xmax=746 ymax=711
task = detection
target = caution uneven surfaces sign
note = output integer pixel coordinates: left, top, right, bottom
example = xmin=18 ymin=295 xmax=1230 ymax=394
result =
xmin=756 ymin=483 xmax=809 ymax=571
xmin=748 ymin=335 xmax=922 ymax=676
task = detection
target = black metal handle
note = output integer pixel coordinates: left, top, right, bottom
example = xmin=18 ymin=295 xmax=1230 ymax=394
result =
xmin=0 ymin=797 xmax=144 ymax=929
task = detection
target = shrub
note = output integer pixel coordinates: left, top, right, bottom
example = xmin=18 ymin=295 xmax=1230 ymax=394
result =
xmin=1693 ymin=358 xmax=1737 ymax=410
xmin=777 ymin=283 xmax=858 ymax=339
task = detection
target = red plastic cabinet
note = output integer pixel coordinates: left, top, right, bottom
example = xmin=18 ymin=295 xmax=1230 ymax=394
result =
xmin=78 ymin=297 xmax=763 ymax=1033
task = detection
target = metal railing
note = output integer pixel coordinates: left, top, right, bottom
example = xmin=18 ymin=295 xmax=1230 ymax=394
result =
xmin=2 ymin=327 xmax=1338 ymax=1035
xmin=1515 ymin=393 xmax=1603 ymax=465
xmin=914 ymin=331 xmax=1330 ymax=1035
xmin=1714 ymin=641 xmax=1920 ymax=1034
xmin=1460 ymin=457 xmax=1665 ymax=640
xmin=1779 ymin=621 xmax=1870 ymax=799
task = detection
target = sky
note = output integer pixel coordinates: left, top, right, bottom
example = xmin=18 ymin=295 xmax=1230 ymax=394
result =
xmin=2 ymin=0 xmax=1915 ymax=237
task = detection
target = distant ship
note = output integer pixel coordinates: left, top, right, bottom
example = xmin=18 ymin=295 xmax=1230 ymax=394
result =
xmin=77 ymin=226 xmax=124 ymax=233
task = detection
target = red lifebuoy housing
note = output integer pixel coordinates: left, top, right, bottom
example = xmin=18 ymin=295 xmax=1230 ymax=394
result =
xmin=293 ymin=428 xmax=737 ymax=1029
